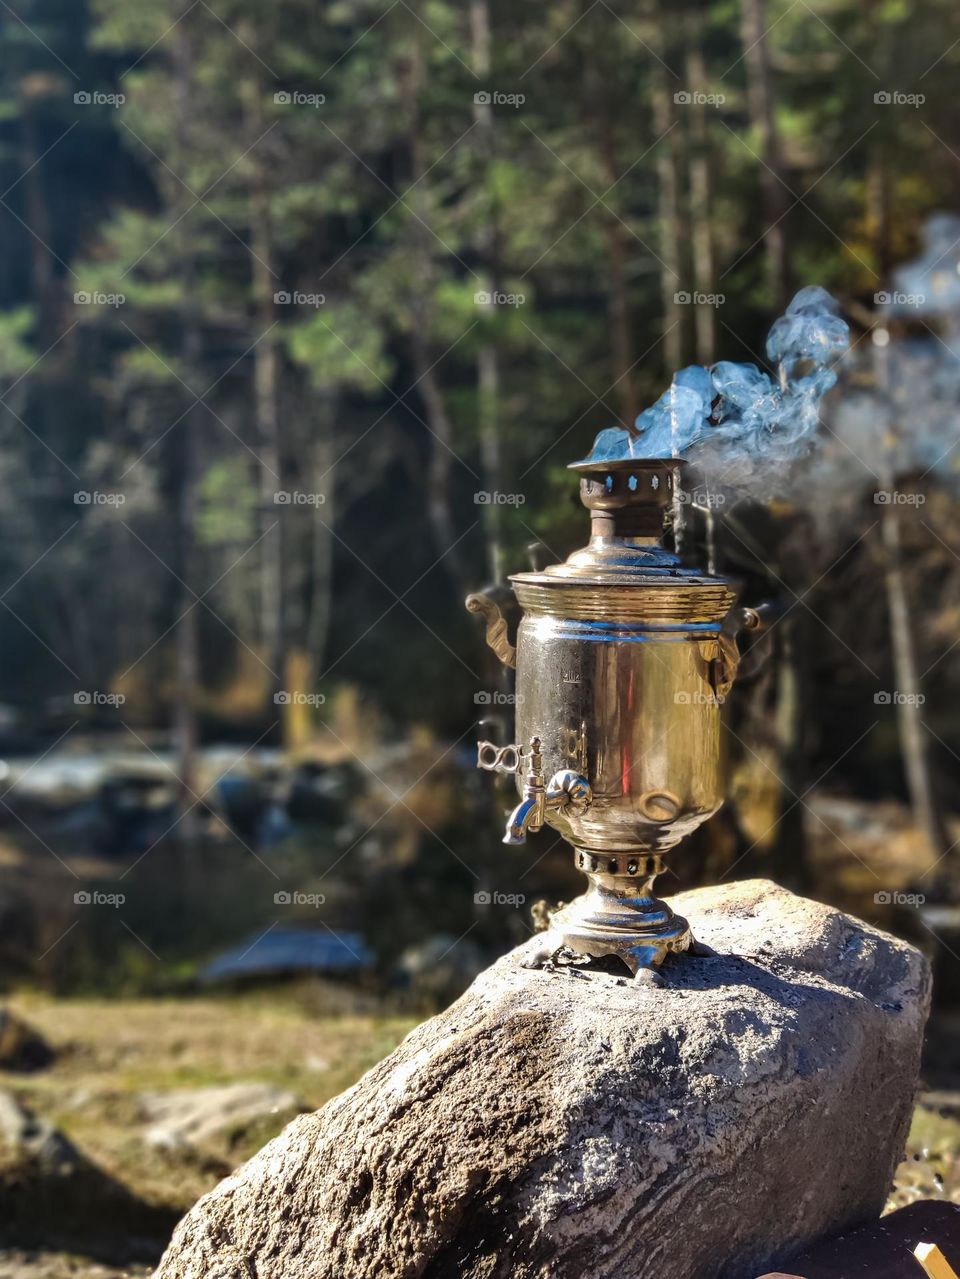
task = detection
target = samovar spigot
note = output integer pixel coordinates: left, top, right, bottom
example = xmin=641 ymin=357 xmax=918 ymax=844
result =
xmin=477 ymin=737 xmax=592 ymax=845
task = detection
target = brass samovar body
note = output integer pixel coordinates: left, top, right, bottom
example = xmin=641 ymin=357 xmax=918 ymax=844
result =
xmin=469 ymin=458 xmax=756 ymax=977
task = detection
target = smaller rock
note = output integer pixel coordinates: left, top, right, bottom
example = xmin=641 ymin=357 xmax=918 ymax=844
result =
xmin=139 ymin=1082 xmax=303 ymax=1153
xmin=395 ymin=933 xmax=486 ymax=1003
xmin=0 ymin=1088 xmax=176 ymax=1252
xmin=0 ymin=1089 xmax=80 ymax=1175
xmin=0 ymin=1010 xmax=54 ymax=1072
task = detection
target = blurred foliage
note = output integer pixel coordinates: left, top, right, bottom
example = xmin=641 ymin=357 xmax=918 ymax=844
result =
xmin=0 ymin=0 xmax=955 ymax=866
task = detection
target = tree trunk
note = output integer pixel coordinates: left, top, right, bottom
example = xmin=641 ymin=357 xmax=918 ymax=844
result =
xmin=172 ymin=13 xmax=201 ymax=834
xmin=243 ymin=77 xmax=287 ymax=724
xmin=402 ymin=6 xmax=469 ymax=591
xmin=867 ymin=144 xmax=891 ymax=294
xmin=19 ymin=101 xmax=59 ymax=345
xmin=881 ymin=503 xmax=950 ymax=863
xmin=685 ymin=21 xmax=718 ymax=363
xmin=871 ymin=329 xmax=949 ymax=867
xmin=308 ymin=399 xmax=336 ymax=683
xmin=769 ymin=605 xmax=812 ymax=892
xmin=605 ymin=218 xmax=638 ymax=423
xmin=471 ymin=0 xmax=507 ymax=584
xmin=650 ymin=4 xmax=687 ymax=374
xmin=739 ymin=0 xmax=791 ymax=307
xmin=594 ymin=89 xmax=638 ymax=423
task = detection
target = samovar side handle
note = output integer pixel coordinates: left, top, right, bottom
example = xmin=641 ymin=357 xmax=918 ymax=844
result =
xmin=711 ymin=605 xmax=763 ymax=697
xmin=465 ymin=590 xmax=517 ymax=669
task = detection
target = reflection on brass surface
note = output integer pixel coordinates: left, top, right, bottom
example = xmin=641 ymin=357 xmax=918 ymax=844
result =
xmin=512 ymin=580 xmax=734 ymax=623
xmin=471 ymin=458 xmax=758 ymax=978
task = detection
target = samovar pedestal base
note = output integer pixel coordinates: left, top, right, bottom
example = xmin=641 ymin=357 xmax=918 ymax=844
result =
xmin=530 ymin=854 xmax=693 ymax=979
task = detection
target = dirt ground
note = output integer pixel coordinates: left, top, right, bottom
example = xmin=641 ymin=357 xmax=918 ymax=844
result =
xmin=0 ymin=1257 xmax=151 ymax=1279
xmin=0 ymin=985 xmax=415 ymax=1274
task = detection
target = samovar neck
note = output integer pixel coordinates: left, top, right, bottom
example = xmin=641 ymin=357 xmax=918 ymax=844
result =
xmin=587 ymin=533 xmax=661 ymax=550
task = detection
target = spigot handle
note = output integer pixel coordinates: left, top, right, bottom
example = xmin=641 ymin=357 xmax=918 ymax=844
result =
xmin=476 ymin=736 xmax=540 ymax=777
xmin=477 ymin=741 xmax=523 ymax=775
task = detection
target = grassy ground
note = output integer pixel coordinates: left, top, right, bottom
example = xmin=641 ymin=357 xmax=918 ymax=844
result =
xmin=0 ymin=985 xmax=416 ymax=1274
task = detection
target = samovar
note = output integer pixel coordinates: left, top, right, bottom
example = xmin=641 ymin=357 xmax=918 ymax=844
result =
xmin=467 ymin=457 xmax=758 ymax=979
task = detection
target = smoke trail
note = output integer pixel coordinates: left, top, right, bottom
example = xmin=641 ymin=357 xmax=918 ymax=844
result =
xmin=577 ymin=286 xmax=849 ymax=493
xmin=890 ymin=214 xmax=960 ymax=319
xmin=792 ymin=215 xmax=960 ymax=534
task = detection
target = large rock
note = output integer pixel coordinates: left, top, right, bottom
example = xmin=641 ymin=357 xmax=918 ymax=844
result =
xmin=153 ymin=880 xmax=930 ymax=1279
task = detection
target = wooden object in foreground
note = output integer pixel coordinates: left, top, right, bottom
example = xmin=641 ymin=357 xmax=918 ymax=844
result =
xmin=916 ymin=1241 xmax=960 ymax=1279
xmin=757 ymin=1203 xmax=960 ymax=1279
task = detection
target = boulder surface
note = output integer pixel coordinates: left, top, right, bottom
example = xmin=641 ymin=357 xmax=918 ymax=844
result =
xmin=153 ymin=879 xmax=930 ymax=1279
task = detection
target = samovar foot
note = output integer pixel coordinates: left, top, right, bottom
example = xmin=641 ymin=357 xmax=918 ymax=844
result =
xmin=551 ymin=911 xmax=692 ymax=977
xmin=548 ymin=855 xmax=694 ymax=977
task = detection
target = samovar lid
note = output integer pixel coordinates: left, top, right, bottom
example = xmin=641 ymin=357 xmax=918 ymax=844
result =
xmin=509 ymin=458 xmax=734 ymax=624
